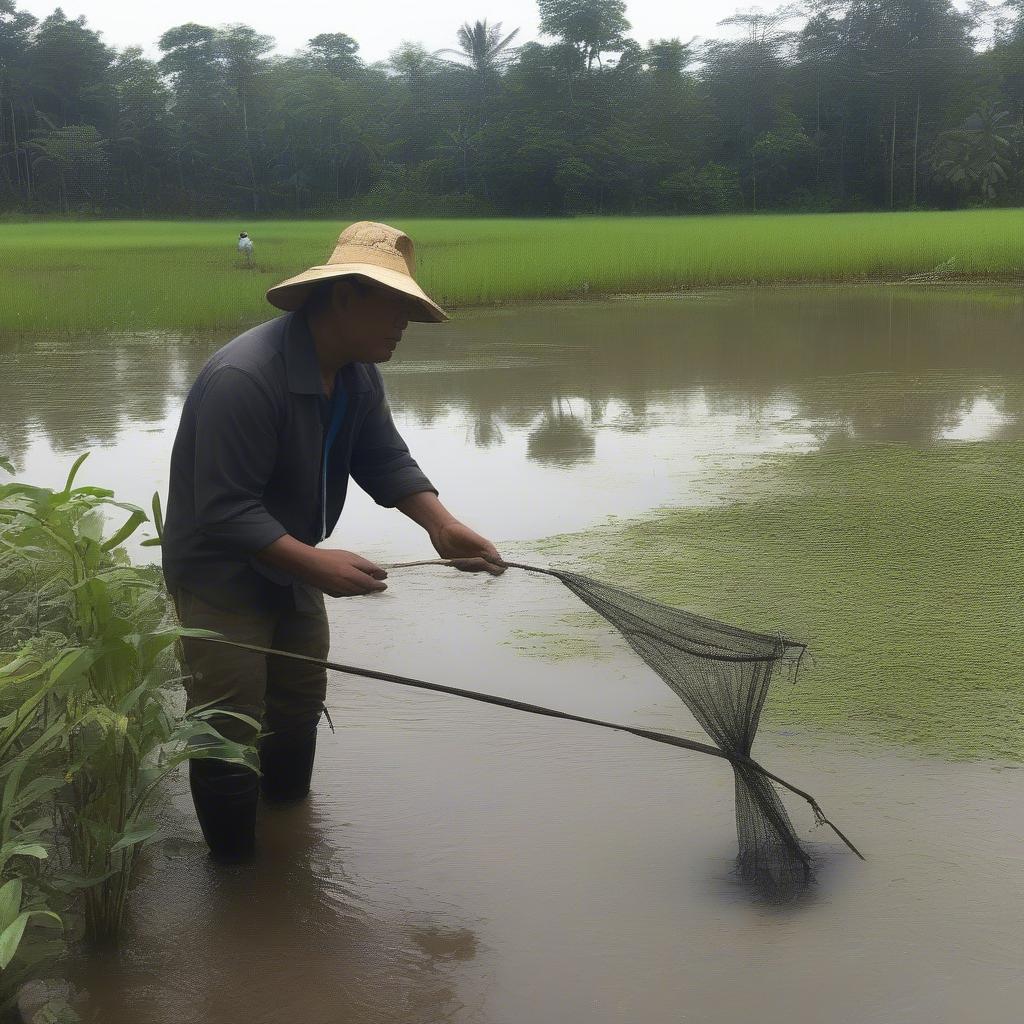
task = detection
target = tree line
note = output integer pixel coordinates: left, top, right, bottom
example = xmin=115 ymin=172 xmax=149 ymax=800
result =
xmin=2 ymin=0 xmax=1024 ymax=217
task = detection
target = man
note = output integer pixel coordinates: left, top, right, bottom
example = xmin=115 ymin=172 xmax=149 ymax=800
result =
xmin=237 ymin=230 xmax=254 ymax=267
xmin=163 ymin=221 xmax=504 ymax=862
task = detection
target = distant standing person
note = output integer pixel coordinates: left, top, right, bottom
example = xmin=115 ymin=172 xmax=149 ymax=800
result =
xmin=163 ymin=221 xmax=505 ymax=863
xmin=238 ymin=230 xmax=254 ymax=267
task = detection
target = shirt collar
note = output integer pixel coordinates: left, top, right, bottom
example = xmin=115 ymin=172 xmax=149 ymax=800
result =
xmin=284 ymin=311 xmax=372 ymax=395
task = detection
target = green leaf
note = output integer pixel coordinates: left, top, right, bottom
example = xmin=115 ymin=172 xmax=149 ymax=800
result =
xmin=0 ymin=481 xmax=48 ymax=501
xmin=1 ymin=759 xmax=28 ymax=825
xmin=139 ymin=537 xmax=162 ymax=547
xmin=0 ymin=879 xmax=22 ymax=931
xmin=48 ymin=646 xmax=97 ymax=687
xmin=194 ymin=708 xmax=262 ymax=730
xmin=0 ymin=911 xmax=62 ymax=970
xmin=185 ymin=704 xmax=262 ymax=732
xmin=78 ymin=510 xmax=105 ymax=543
xmin=49 ymin=869 xmax=117 ymax=893
xmin=0 ymin=912 xmax=29 ymax=969
xmin=0 ymin=652 xmax=36 ymax=679
xmin=0 ymin=455 xmax=12 ymax=475
xmin=183 ymin=749 xmax=260 ymax=771
xmin=10 ymin=776 xmax=64 ymax=814
xmin=151 ymin=491 xmax=164 ymax=539
xmin=116 ymin=681 xmax=151 ymax=716
xmin=0 ymin=494 xmax=38 ymax=516
xmin=122 ymin=628 xmax=182 ymax=663
xmin=2 ymin=844 xmax=48 ymax=862
xmin=174 ymin=627 xmax=225 ymax=641
xmin=60 ymin=486 xmax=113 ymax=501
xmin=109 ymin=823 xmax=159 ymax=854
xmin=9 ymin=719 xmax=71 ymax=791
xmin=61 ymin=453 xmax=90 ymax=495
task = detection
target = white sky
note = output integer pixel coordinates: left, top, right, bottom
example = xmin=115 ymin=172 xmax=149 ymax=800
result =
xmin=18 ymin=0 xmax=756 ymax=63
xmin=18 ymin=0 xmax=998 ymax=66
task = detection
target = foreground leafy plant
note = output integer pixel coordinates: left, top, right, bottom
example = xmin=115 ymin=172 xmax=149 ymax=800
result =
xmin=0 ymin=454 xmax=255 ymax=983
xmin=0 ymin=665 xmax=69 ymax=1021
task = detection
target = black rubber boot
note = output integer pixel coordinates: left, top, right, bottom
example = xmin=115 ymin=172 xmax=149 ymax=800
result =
xmin=188 ymin=758 xmax=259 ymax=863
xmin=259 ymin=722 xmax=318 ymax=803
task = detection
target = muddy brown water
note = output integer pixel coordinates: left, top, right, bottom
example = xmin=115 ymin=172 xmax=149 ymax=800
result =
xmin=3 ymin=287 xmax=1023 ymax=1023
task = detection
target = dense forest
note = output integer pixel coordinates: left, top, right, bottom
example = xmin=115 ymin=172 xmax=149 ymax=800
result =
xmin=2 ymin=0 xmax=1024 ymax=216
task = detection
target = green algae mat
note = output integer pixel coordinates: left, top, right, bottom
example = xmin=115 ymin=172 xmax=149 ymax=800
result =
xmin=538 ymin=440 xmax=1024 ymax=761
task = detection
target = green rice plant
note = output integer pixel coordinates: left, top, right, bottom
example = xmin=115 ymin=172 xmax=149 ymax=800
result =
xmin=0 ymin=672 xmax=70 ymax=1021
xmin=0 ymin=211 xmax=1021 ymax=333
xmin=0 ymin=455 xmax=67 ymax=1018
xmin=0 ymin=454 xmax=256 ymax=950
xmin=0 ymin=880 xmax=63 ymax=1021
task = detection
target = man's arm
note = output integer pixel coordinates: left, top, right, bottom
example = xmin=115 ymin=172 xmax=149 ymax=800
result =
xmin=349 ymin=384 xmax=437 ymax=508
xmin=256 ymin=534 xmax=388 ymax=596
xmin=350 ymin=373 xmax=504 ymax=576
xmin=396 ymin=491 xmax=505 ymax=576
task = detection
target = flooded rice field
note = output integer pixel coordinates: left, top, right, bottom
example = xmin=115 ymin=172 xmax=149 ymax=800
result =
xmin=3 ymin=286 xmax=1022 ymax=1022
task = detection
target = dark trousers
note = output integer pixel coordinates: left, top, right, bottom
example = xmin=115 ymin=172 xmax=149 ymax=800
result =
xmin=173 ymin=588 xmax=330 ymax=745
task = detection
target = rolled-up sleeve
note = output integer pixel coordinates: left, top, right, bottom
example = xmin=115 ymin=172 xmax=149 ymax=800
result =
xmin=193 ymin=367 xmax=288 ymax=552
xmin=350 ymin=388 xmax=437 ymax=508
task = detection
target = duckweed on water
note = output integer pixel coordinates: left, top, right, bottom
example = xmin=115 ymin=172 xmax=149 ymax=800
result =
xmin=510 ymin=627 xmax=613 ymax=662
xmin=536 ymin=441 xmax=1024 ymax=761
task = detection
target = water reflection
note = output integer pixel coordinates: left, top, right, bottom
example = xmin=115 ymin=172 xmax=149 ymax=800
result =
xmin=3 ymin=288 xmax=1023 ymax=467
xmin=526 ymin=398 xmax=596 ymax=466
xmin=381 ymin=287 xmax=1024 ymax=450
xmin=940 ymin=395 xmax=1015 ymax=441
xmin=0 ymin=332 xmax=213 ymax=461
xmin=77 ymin=780 xmax=480 ymax=1024
xmin=3 ymin=287 xmax=1023 ymax=552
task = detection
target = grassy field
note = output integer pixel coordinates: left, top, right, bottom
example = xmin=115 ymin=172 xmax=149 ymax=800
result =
xmin=2 ymin=210 xmax=1023 ymax=333
xmin=535 ymin=440 xmax=1024 ymax=761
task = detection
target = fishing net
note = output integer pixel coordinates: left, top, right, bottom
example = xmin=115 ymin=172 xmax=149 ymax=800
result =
xmin=536 ymin=565 xmax=813 ymax=894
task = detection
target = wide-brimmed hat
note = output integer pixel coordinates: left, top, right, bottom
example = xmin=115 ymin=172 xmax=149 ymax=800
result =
xmin=266 ymin=221 xmax=449 ymax=322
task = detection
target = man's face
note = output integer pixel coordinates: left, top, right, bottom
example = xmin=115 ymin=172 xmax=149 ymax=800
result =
xmin=330 ymin=280 xmax=413 ymax=364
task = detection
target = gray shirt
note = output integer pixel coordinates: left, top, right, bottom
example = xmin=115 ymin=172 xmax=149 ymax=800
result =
xmin=162 ymin=310 xmax=436 ymax=611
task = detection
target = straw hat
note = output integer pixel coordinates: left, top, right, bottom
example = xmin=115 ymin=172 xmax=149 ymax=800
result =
xmin=266 ymin=221 xmax=449 ymax=322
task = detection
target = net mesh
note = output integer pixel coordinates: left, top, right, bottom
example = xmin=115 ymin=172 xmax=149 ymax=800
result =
xmin=541 ymin=567 xmax=812 ymax=896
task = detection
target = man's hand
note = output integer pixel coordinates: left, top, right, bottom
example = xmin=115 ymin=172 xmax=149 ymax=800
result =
xmin=430 ymin=522 xmax=506 ymax=575
xmin=310 ymin=548 xmax=389 ymax=596
xmin=257 ymin=534 xmax=388 ymax=596
xmin=394 ymin=492 xmax=505 ymax=576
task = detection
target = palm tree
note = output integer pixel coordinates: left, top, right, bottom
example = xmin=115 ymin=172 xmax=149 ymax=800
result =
xmin=434 ymin=19 xmax=520 ymax=78
xmin=931 ymin=104 xmax=1015 ymax=203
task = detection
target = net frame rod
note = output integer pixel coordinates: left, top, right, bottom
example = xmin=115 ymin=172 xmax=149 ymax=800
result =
xmin=190 ymin=634 xmax=865 ymax=861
